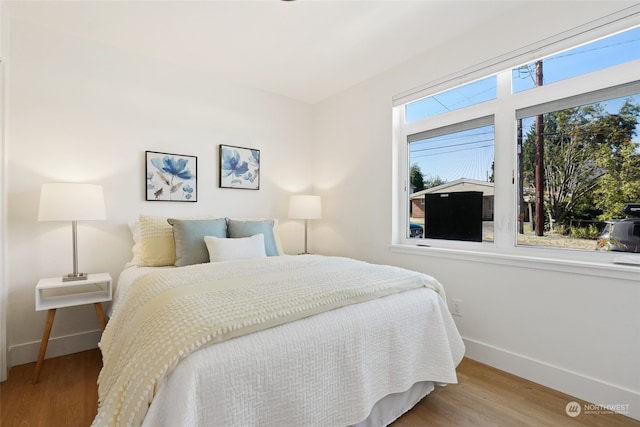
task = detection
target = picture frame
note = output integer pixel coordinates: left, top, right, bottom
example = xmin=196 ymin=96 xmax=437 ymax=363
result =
xmin=145 ymin=151 xmax=197 ymax=202
xmin=219 ymin=144 xmax=261 ymax=190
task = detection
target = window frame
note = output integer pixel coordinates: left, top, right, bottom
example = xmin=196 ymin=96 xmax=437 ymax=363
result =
xmin=406 ymin=114 xmax=496 ymax=242
xmin=391 ymin=12 xmax=640 ymax=277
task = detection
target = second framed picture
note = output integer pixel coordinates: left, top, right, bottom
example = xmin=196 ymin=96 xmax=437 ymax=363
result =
xmin=219 ymin=145 xmax=260 ymax=190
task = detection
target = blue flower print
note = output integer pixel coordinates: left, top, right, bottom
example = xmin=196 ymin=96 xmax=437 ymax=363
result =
xmin=221 ymin=148 xmax=249 ymax=177
xmin=250 ymin=150 xmax=260 ymax=165
xmin=147 ymin=153 xmax=196 ymax=201
xmin=151 ymin=156 xmax=194 ymax=181
xmin=183 ymin=184 xmax=194 ymax=200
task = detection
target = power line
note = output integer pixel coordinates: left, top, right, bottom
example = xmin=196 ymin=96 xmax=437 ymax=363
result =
xmin=411 ymin=138 xmax=494 ymax=153
xmin=514 ymin=34 xmax=640 ymax=84
xmin=411 ymin=143 xmax=493 ymax=157
xmin=410 ymin=129 xmax=494 ymax=145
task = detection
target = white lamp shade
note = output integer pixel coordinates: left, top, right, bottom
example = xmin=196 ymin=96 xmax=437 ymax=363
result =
xmin=289 ymin=195 xmax=322 ymax=220
xmin=38 ymin=183 xmax=107 ymax=221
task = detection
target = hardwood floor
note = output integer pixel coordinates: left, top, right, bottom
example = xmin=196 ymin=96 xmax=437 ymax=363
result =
xmin=391 ymin=358 xmax=639 ymax=427
xmin=1 ymin=349 xmax=101 ymax=427
xmin=1 ymin=350 xmax=638 ymax=426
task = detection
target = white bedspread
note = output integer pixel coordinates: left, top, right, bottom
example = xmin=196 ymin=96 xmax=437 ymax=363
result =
xmin=105 ymin=256 xmax=464 ymax=427
xmin=141 ymin=272 xmax=464 ymax=426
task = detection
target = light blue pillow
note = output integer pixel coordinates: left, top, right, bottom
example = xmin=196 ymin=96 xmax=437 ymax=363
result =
xmin=167 ymin=218 xmax=227 ymax=266
xmin=227 ymin=219 xmax=282 ymax=257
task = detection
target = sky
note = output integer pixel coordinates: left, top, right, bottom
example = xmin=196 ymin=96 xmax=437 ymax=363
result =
xmin=407 ymin=26 xmax=640 ymax=185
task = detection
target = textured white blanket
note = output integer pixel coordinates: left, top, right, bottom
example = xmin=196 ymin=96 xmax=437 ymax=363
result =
xmin=93 ymin=256 xmax=446 ymax=427
xmin=142 ymin=285 xmax=463 ymax=427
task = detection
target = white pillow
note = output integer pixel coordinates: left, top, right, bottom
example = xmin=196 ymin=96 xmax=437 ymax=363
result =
xmin=205 ymin=234 xmax=267 ymax=262
xmin=226 ymin=218 xmax=284 ymax=256
xmin=125 ymin=220 xmax=142 ymax=268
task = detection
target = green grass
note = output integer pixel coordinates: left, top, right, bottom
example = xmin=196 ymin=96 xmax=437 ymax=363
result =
xmin=410 ymin=217 xmax=597 ymax=251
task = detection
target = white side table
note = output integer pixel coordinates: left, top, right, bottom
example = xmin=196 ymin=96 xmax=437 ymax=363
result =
xmin=32 ymin=272 xmax=112 ymax=383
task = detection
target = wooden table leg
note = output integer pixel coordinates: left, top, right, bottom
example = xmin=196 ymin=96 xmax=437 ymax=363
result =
xmin=32 ymin=308 xmax=56 ymax=384
xmin=94 ymin=302 xmax=107 ymax=331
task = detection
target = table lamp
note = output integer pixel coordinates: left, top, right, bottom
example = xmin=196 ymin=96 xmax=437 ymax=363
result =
xmin=288 ymin=195 xmax=322 ymax=254
xmin=38 ymin=183 xmax=107 ymax=281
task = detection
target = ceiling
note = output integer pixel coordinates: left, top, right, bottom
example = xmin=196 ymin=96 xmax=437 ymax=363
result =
xmin=6 ymin=1 xmax=526 ymax=104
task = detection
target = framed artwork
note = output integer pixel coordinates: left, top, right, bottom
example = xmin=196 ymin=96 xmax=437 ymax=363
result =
xmin=219 ymin=145 xmax=260 ymax=190
xmin=146 ymin=151 xmax=197 ymax=202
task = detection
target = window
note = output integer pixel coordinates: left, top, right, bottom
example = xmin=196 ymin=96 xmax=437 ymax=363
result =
xmin=516 ymin=87 xmax=640 ymax=250
xmin=512 ymin=27 xmax=640 ymax=93
xmin=406 ymin=76 xmax=496 ymax=123
xmin=396 ymin=24 xmax=640 ymax=256
xmin=408 ymin=117 xmax=495 ymax=241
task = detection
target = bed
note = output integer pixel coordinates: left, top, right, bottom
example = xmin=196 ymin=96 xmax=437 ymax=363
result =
xmin=92 ymin=216 xmax=465 ymax=427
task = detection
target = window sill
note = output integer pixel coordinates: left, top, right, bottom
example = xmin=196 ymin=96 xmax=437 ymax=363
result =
xmin=389 ymin=243 xmax=640 ymax=282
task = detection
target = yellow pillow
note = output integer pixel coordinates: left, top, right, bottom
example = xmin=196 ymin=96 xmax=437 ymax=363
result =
xmin=139 ymin=214 xmax=175 ymax=267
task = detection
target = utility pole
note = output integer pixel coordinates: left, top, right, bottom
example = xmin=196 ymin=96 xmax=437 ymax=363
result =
xmin=534 ymin=60 xmax=545 ymax=236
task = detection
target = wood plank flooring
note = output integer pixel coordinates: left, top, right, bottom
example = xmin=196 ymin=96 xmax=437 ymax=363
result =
xmin=391 ymin=358 xmax=639 ymax=427
xmin=1 ymin=349 xmax=101 ymax=427
xmin=1 ymin=350 xmax=638 ymax=426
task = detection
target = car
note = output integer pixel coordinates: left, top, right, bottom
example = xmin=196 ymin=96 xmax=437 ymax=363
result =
xmin=596 ymin=219 xmax=640 ymax=253
xmin=409 ymin=222 xmax=424 ymax=238
xmin=596 ymin=205 xmax=640 ymax=253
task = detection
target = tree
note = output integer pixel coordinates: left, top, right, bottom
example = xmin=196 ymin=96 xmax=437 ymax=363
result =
xmin=592 ymin=101 xmax=640 ymax=219
xmin=542 ymin=106 xmax=603 ymax=226
xmin=423 ymin=175 xmax=447 ymax=189
xmin=521 ymin=98 xmax=640 ymax=228
xmin=410 ymin=163 xmax=425 ymax=192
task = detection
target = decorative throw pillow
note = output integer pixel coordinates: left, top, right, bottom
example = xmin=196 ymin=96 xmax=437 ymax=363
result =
xmin=226 ymin=218 xmax=283 ymax=256
xmin=138 ymin=214 xmax=175 ymax=267
xmin=204 ymin=234 xmax=267 ymax=262
xmin=168 ymin=218 xmax=227 ymax=267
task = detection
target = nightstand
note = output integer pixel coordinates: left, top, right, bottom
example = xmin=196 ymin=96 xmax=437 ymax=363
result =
xmin=32 ymin=272 xmax=112 ymax=383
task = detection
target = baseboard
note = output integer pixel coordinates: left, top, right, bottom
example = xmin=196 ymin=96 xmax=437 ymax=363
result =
xmin=463 ymin=337 xmax=640 ymax=421
xmin=8 ymin=329 xmax=101 ymax=368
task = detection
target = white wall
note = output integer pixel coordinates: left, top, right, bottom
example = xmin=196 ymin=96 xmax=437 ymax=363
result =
xmin=312 ymin=2 xmax=640 ymax=420
xmin=4 ymin=18 xmax=314 ymax=367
